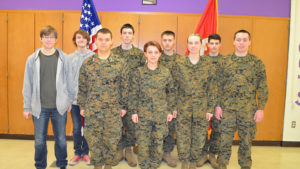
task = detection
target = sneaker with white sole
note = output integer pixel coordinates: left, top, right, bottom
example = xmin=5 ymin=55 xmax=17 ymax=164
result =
xmin=82 ymin=155 xmax=91 ymax=165
xmin=69 ymin=155 xmax=81 ymax=166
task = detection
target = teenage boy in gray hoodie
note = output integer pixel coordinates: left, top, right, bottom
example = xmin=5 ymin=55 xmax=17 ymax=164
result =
xmin=22 ymin=25 xmax=74 ymax=169
xmin=67 ymin=29 xmax=94 ymax=166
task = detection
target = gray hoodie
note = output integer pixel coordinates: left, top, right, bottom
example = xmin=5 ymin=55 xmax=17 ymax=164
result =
xmin=22 ymin=48 xmax=75 ymax=118
xmin=67 ymin=49 xmax=94 ymax=105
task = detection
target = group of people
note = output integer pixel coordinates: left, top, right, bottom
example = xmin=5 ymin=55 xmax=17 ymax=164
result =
xmin=22 ymin=23 xmax=268 ymax=169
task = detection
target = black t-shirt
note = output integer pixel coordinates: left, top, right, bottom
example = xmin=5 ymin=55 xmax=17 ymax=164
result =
xmin=39 ymin=50 xmax=59 ymax=108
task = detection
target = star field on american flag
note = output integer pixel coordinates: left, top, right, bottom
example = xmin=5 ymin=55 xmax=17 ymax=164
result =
xmin=80 ymin=0 xmax=102 ymax=52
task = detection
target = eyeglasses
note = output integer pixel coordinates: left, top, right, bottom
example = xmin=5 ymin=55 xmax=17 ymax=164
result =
xmin=42 ymin=36 xmax=56 ymax=40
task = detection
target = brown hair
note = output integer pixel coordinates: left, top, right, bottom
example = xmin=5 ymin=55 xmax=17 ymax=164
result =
xmin=40 ymin=25 xmax=57 ymax=39
xmin=120 ymin=23 xmax=135 ymax=34
xmin=234 ymin=29 xmax=251 ymax=40
xmin=208 ymin=33 xmax=221 ymax=43
xmin=161 ymin=30 xmax=175 ymax=38
xmin=143 ymin=41 xmax=162 ymax=53
xmin=96 ymin=28 xmax=112 ymax=39
xmin=72 ymin=29 xmax=90 ymax=46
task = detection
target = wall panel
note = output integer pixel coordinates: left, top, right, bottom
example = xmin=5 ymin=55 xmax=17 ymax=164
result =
xmin=252 ymin=18 xmax=289 ymax=141
xmin=0 ymin=13 xmax=8 ymax=133
xmin=63 ymin=11 xmax=81 ymax=54
xmin=139 ymin=14 xmax=177 ymax=49
xmin=8 ymin=13 xmax=35 ymax=134
xmin=100 ymin=11 xmax=140 ymax=48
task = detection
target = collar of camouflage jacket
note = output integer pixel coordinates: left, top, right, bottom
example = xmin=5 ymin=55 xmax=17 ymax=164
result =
xmin=92 ymin=53 xmax=115 ymax=62
xmin=231 ymin=52 xmax=253 ymax=62
xmin=143 ymin=63 xmax=162 ymax=73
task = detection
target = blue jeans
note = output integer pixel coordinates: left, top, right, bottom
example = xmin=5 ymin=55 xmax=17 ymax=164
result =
xmin=33 ymin=108 xmax=67 ymax=169
xmin=71 ymin=105 xmax=89 ymax=156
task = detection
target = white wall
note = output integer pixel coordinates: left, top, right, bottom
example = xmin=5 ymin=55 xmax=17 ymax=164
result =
xmin=282 ymin=0 xmax=300 ymax=142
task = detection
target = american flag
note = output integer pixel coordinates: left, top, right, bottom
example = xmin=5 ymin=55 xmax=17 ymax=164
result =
xmin=80 ymin=0 xmax=102 ymax=52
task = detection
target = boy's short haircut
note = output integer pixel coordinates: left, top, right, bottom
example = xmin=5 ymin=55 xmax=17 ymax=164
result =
xmin=161 ymin=30 xmax=175 ymax=38
xmin=234 ymin=29 xmax=251 ymax=40
xmin=96 ymin=28 xmax=113 ymax=39
xmin=40 ymin=25 xmax=57 ymax=39
xmin=120 ymin=23 xmax=135 ymax=34
xmin=208 ymin=34 xmax=221 ymax=43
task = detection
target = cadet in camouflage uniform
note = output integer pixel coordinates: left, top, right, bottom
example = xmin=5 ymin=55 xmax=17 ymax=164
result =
xmin=159 ymin=30 xmax=181 ymax=167
xmin=111 ymin=23 xmax=144 ymax=167
xmin=197 ymin=34 xmax=223 ymax=169
xmin=215 ymin=30 xmax=268 ymax=169
xmin=78 ymin=28 xmax=129 ymax=169
xmin=173 ymin=33 xmax=215 ymax=169
xmin=131 ymin=41 xmax=176 ymax=169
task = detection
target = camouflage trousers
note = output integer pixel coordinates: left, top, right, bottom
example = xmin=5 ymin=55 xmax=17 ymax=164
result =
xmin=163 ymin=118 xmax=176 ymax=153
xmin=117 ymin=113 xmax=136 ymax=150
xmin=84 ymin=109 xmax=122 ymax=166
xmin=136 ymin=118 xmax=168 ymax=169
xmin=202 ymin=116 xmax=221 ymax=155
xmin=176 ymin=114 xmax=208 ymax=162
xmin=217 ymin=108 xmax=256 ymax=168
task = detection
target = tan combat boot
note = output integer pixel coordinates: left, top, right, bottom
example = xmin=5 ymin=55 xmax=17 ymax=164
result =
xmin=133 ymin=145 xmax=138 ymax=154
xmin=162 ymin=152 xmax=177 ymax=167
xmin=189 ymin=162 xmax=196 ymax=169
xmin=103 ymin=165 xmax=112 ymax=169
xmin=208 ymin=154 xmax=219 ymax=169
xmin=196 ymin=154 xmax=208 ymax=167
xmin=125 ymin=147 xmax=137 ymax=167
xmin=94 ymin=164 xmax=102 ymax=169
xmin=218 ymin=164 xmax=227 ymax=169
xmin=112 ymin=149 xmax=123 ymax=166
xmin=181 ymin=161 xmax=189 ymax=169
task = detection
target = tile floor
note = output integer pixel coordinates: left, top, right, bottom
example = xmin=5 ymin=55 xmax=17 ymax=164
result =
xmin=0 ymin=139 xmax=300 ymax=169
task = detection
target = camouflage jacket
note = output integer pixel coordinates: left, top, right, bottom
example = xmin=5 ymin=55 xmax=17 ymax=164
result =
xmin=202 ymin=53 xmax=223 ymax=107
xmin=173 ymin=55 xmax=218 ymax=117
xmin=129 ymin=64 xmax=176 ymax=123
xmin=159 ymin=51 xmax=181 ymax=73
xmin=219 ymin=53 xmax=268 ymax=110
xmin=111 ymin=45 xmax=145 ymax=71
xmin=77 ymin=53 xmax=129 ymax=115
xmin=160 ymin=51 xmax=181 ymax=108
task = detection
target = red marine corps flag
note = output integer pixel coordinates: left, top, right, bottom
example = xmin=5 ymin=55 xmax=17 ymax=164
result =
xmin=186 ymin=0 xmax=218 ymax=56
xmin=80 ymin=0 xmax=102 ymax=52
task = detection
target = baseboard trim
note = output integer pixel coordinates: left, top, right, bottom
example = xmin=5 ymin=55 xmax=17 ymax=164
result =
xmin=281 ymin=141 xmax=300 ymax=147
xmin=0 ymin=134 xmax=73 ymax=140
xmin=232 ymin=140 xmax=282 ymax=146
xmin=1 ymin=134 xmax=299 ymax=147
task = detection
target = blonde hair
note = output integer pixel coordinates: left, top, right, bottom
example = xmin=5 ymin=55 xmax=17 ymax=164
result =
xmin=187 ymin=33 xmax=202 ymax=43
